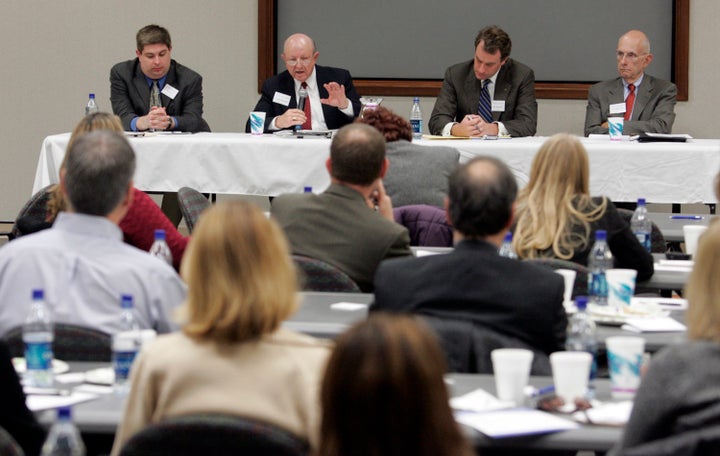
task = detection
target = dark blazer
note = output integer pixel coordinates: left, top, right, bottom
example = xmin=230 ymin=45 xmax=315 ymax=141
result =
xmin=110 ymin=59 xmax=211 ymax=133
xmin=0 ymin=341 xmax=45 ymax=456
xmin=372 ymin=239 xmax=567 ymax=356
xmin=246 ymin=65 xmax=361 ymax=133
xmin=429 ymin=58 xmax=537 ymax=137
xmin=271 ymin=184 xmax=411 ymax=292
xmin=584 ymin=74 xmax=677 ymax=136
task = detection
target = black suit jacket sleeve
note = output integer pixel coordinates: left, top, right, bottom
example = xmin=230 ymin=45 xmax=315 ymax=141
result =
xmin=0 ymin=342 xmax=45 ymax=456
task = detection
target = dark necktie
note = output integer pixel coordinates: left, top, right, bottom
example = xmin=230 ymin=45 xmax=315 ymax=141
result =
xmin=477 ymin=79 xmax=492 ymax=123
xmin=150 ymin=81 xmax=161 ymax=110
xmin=624 ymin=83 xmax=635 ymax=121
xmin=301 ymin=82 xmax=312 ymax=130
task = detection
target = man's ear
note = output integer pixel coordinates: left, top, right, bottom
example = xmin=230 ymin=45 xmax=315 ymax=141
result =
xmin=378 ymin=158 xmax=389 ymax=179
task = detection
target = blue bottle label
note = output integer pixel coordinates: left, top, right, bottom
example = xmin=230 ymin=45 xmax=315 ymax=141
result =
xmin=589 ymin=272 xmax=608 ymax=297
xmin=410 ymin=119 xmax=422 ymax=133
xmin=113 ymin=350 xmax=138 ymax=381
xmin=635 ymin=232 xmax=651 ymax=252
xmin=25 ymin=341 xmax=52 ymax=370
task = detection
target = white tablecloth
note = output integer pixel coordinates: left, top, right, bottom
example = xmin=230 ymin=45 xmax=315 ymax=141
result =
xmin=34 ymin=133 xmax=720 ymax=204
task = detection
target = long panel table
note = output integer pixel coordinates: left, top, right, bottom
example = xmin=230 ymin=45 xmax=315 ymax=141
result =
xmin=35 ymin=133 xmax=720 ymax=204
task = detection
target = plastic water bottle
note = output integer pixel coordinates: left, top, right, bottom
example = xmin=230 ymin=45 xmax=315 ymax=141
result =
xmin=23 ymin=289 xmax=54 ymax=388
xmin=498 ymin=232 xmax=518 ymax=259
xmin=588 ymin=230 xmax=613 ymax=306
xmin=410 ymin=97 xmax=423 ymax=140
xmin=84 ymin=93 xmax=98 ymax=116
xmin=565 ymin=296 xmax=597 ymax=397
xmin=149 ymin=229 xmax=173 ymax=265
xmin=41 ymin=406 xmax=86 ymax=456
xmin=630 ymin=198 xmax=652 ymax=252
xmin=112 ymin=295 xmax=142 ymax=393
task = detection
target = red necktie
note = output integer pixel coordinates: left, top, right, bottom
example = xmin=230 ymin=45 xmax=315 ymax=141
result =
xmin=624 ymin=84 xmax=635 ymax=121
xmin=301 ymin=82 xmax=312 ymax=130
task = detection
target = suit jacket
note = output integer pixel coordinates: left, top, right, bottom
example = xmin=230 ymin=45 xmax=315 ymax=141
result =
xmin=429 ymin=58 xmax=537 ymax=137
xmin=110 ymin=59 xmax=211 ymax=133
xmin=372 ymin=239 xmax=567 ymax=356
xmin=271 ymin=184 xmax=411 ymax=292
xmin=384 ymin=139 xmax=459 ymax=208
xmin=246 ymin=65 xmax=361 ymax=133
xmin=584 ymin=74 xmax=677 ymax=136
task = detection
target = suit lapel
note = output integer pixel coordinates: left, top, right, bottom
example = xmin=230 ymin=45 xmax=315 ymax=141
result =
xmin=632 ymin=76 xmax=654 ymax=120
xmin=493 ymin=62 xmax=512 ymax=122
xmin=132 ymin=62 xmax=151 ymax=114
xmin=160 ymin=61 xmax=177 ymax=112
xmin=464 ymin=68 xmax=481 ymax=118
xmin=608 ymin=79 xmax=625 ymax=107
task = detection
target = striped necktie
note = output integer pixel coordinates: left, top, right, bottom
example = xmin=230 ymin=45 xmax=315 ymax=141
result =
xmin=477 ymin=79 xmax=492 ymax=123
xmin=149 ymin=81 xmax=161 ymax=110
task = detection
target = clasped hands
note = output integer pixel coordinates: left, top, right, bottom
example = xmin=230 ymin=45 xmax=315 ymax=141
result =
xmin=452 ymin=114 xmax=499 ymax=137
xmin=139 ymin=106 xmax=173 ymax=131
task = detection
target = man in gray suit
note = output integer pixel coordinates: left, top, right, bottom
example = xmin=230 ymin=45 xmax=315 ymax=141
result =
xmin=429 ymin=25 xmax=537 ymax=138
xmin=584 ymin=30 xmax=676 ymax=136
xmin=271 ymin=124 xmax=411 ymax=292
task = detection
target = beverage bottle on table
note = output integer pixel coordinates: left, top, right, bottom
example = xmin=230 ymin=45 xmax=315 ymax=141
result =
xmin=588 ymin=230 xmax=613 ymax=306
xmin=410 ymin=97 xmax=423 ymax=140
xmin=630 ymin=197 xmax=651 ymax=252
xmin=498 ymin=232 xmax=518 ymax=259
xmin=41 ymin=406 xmax=86 ymax=456
xmin=112 ymin=294 xmax=142 ymax=393
xmin=565 ymin=296 xmax=597 ymax=396
xmin=149 ymin=229 xmax=173 ymax=265
xmin=23 ymin=289 xmax=54 ymax=388
xmin=84 ymin=93 xmax=98 ymax=116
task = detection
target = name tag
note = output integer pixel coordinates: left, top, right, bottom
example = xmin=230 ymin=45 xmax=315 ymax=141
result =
xmin=273 ymin=92 xmax=291 ymax=106
xmin=161 ymin=84 xmax=179 ymax=99
xmin=609 ymin=102 xmax=626 ymax=114
xmin=492 ymin=100 xmax=505 ymax=112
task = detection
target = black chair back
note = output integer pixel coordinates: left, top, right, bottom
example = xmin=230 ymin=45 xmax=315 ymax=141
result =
xmin=292 ymin=255 xmax=361 ymax=292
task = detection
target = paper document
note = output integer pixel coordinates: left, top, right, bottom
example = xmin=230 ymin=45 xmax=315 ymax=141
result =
xmin=455 ymin=408 xmax=579 ymax=438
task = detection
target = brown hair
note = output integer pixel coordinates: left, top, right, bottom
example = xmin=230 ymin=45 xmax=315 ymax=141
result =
xmin=181 ymin=200 xmax=299 ymax=343
xmin=474 ymin=25 xmax=512 ymax=60
xmin=317 ymin=314 xmax=473 ymax=456
xmin=136 ymin=24 xmax=171 ymax=52
xmin=686 ymin=220 xmax=720 ymax=342
xmin=355 ymin=106 xmax=412 ymax=142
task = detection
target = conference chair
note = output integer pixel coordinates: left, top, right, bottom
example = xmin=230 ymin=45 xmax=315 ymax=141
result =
xmin=615 ymin=424 xmax=720 ymax=456
xmin=119 ymin=414 xmax=309 ymax=456
xmin=0 ymin=426 xmax=24 ymax=456
xmin=3 ymin=323 xmax=111 ymax=362
xmin=393 ymin=205 xmax=453 ymax=247
xmin=524 ymin=258 xmax=589 ymax=299
xmin=616 ymin=208 xmax=667 ymax=254
xmin=177 ymin=186 xmax=211 ymax=234
xmin=8 ymin=184 xmax=55 ymax=240
xmin=292 ymin=255 xmax=361 ymax=293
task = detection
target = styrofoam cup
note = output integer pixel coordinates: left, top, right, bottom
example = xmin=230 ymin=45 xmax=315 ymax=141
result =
xmin=491 ymin=348 xmax=534 ymax=406
xmin=683 ymin=225 xmax=707 ymax=256
xmin=606 ymin=268 xmax=637 ymax=311
xmin=606 ymin=336 xmax=645 ymax=399
xmin=550 ymin=351 xmax=592 ymax=404
xmin=249 ymin=111 xmax=266 ymax=135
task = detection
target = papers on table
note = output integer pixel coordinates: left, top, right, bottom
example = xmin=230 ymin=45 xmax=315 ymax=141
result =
xmin=26 ymin=391 xmax=98 ymax=412
xmin=450 ymin=387 xmax=513 ymax=412
xmin=630 ymin=297 xmax=688 ymax=311
xmin=654 ymin=259 xmax=693 ymax=273
xmin=330 ymin=302 xmax=368 ymax=311
xmin=572 ymin=401 xmax=633 ymax=426
xmin=622 ymin=317 xmax=686 ymax=333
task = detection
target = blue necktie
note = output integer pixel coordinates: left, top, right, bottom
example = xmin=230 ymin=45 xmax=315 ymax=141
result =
xmin=478 ymin=79 xmax=492 ymax=123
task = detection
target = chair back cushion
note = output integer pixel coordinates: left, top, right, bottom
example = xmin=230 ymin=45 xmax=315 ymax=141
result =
xmin=177 ymin=187 xmax=211 ymax=233
xmin=393 ymin=205 xmax=452 ymax=247
xmin=292 ymin=255 xmax=361 ymax=292
xmin=11 ymin=185 xmax=55 ymax=240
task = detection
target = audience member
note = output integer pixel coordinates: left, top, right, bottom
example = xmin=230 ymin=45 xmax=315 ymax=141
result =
xmin=513 ymin=133 xmax=654 ymax=280
xmin=429 ymin=25 xmax=537 ymax=137
xmin=0 ymin=341 xmax=45 ymax=456
xmin=246 ymin=33 xmax=361 ymax=133
xmin=272 ymin=124 xmax=411 ymax=291
xmin=610 ymin=220 xmax=720 ymax=454
xmin=111 ymin=201 xmax=330 ymax=455
xmin=15 ymin=112 xmax=189 ymax=270
xmin=357 ymin=106 xmax=459 ymax=208
xmin=372 ymin=156 xmax=566 ymax=360
xmin=584 ymin=30 xmax=677 ymax=136
xmin=317 ymin=314 xmax=474 ymax=456
xmin=0 ymin=131 xmax=186 ymax=337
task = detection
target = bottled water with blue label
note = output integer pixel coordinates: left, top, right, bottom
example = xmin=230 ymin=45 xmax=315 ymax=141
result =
xmin=23 ymin=289 xmax=54 ymax=388
xmin=565 ymin=296 xmax=597 ymax=396
xmin=41 ymin=406 xmax=86 ymax=456
xmin=498 ymin=232 xmax=518 ymax=259
xmin=84 ymin=93 xmax=98 ymax=116
xmin=149 ymin=229 xmax=173 ymax=266
xmin=410 ymin=97 xmax=423 ymax=140
xmin=112 ymin=294 xmax=142 ymax=393
xmin=588 ymin=230 xmax=613 ymax=306
xmin=630 ymin=198 xmax=651 ymax=252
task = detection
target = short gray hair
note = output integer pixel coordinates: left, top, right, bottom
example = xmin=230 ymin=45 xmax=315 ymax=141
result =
xmin=64 ymin=130 xmax=136 ymax=216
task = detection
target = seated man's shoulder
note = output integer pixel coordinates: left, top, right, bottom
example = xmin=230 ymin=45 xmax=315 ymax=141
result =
xmin=172 ymin=60 xmax=203 ymax=80
xmin=110 ymin=59 xmax=136 ymax=75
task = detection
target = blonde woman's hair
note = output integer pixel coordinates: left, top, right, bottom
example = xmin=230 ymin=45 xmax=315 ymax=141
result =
xmin=686 ymin=219 xmax=720 ymax=342
xmin=513 ymin=133 xmax=607 ymax=260
xmin=46 ymin=113 xmax=124 ymax=221
xmin=180 ymin=200 xmax=299 ymax=343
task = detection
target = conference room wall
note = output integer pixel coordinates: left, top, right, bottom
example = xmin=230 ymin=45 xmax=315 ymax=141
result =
xmin=1 ymin=1 xmax=717 ymax=222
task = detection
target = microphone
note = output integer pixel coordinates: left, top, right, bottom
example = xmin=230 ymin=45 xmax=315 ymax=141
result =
xmin=296 ymin=88 xmax=308 ymax=130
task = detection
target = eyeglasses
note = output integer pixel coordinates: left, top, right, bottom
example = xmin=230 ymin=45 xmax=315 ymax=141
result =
xmin=616 ymin=51 xmax=647 ymax=61
xmin=286 ymin=57 xmax=313 ymax=67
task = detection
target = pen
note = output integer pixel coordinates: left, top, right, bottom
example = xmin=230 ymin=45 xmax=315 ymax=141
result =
xmin=670 ymin=215 xmax=703 ymax=220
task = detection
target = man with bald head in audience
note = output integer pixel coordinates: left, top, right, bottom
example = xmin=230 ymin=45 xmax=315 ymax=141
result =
xmin=247 ymin=33 xmax=362 ymax=133
xmin=584 ymin=30 xmax=677 ymax=136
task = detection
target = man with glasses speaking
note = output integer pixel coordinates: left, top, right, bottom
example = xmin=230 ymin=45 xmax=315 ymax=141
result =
xmin=246 ymin=33 xmax=361 ymax=133
xmin=584 ymin=30 xmax=677 ymax=136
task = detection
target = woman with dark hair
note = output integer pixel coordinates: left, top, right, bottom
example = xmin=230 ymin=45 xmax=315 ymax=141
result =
xmin=318 ymin=314 xmax=473 ymax=456
xmin=357 ymin=106 xmax=459 ymax=208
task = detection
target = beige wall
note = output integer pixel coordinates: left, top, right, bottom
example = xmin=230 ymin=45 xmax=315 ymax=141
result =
xmin=1 ymin=1 xmax=717 ymax=220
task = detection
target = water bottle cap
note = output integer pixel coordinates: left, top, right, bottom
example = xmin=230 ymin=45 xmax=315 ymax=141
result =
xmin=154 ymin=229 xmax=166 ymax=241
xmin=58 ymin=406 xmax=72 ymax=420
xmin=303 ymin=186 xmax=312 ymax=193
xmin=121 ymin=294 xmax=134 ymax=309
xmin=637 ymin=198 xmax=646 ymax=205
xmin=89 ymin=93 xmax=95 ymax=98
xmin=575 ymin=296 xmax=588 ymax=311
xmin=413 ymin=97 xmax=420 ymax=102
xmin=595 ymin=230 xmax=607 ymax=241
xmin=32 ymin=289 xmax=44 ymax=300
xmin=504 ymin=232 xmax=513 ymax=242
